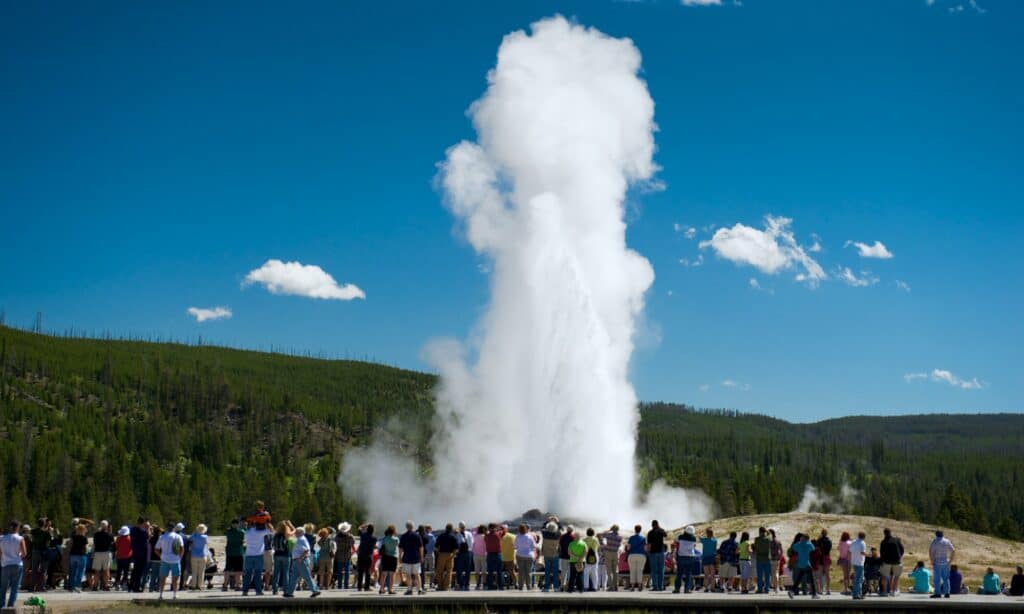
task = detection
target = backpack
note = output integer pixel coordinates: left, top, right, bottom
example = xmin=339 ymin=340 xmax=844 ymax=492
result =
xmin=585 ymin=547 xmax=597 ymax=565
xmin=272 ymin=533 xmax=290 ymax=556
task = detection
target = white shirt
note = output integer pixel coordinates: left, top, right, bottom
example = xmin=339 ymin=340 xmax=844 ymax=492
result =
xmin=244 ymin=528 xmax=272 ymax=557
xmin=292 ymin=535 xmax=311 ymax=560
xmin=848 ymin=538 xmax=867 ymax=567
xmin=929 ymin=537 xmax=954 ymax=565
xmin=0 ymin=534 xmax=24 ymax=567
xmin=676 ymin=536 xmax=698 ymax=557
xmin=157 ymin=532 xmax=184 ymax=564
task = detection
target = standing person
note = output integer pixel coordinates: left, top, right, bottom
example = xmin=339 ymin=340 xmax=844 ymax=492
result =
xmin=788 ymin=533 xmax=818 ymax=600
xmin=189 ymin=525 xmax=210 ymax=591
xmin=283 ymin=526 xmax=320 ymax=598
xmin=378 ymin=525 xmax=399 ymax=595
xmin=557 ymin=525 xmax=574 ymax=590
xmin=738 ymin=531 xmax=753 ymax=593
xmin=582 ymin=528 xmax=600 ymax=592
xmin=700 ymin=528 xmax=718 ymax=592
xmin=753 ymin=527 xmax=772 ymax=594
xmin=673 ymin=525 xmax=699 ymax=594
xmin=484 ymin=524 xmax=503 ymax=590
xmin=242 ymin=520 xmax=272 ymax=597
xmin=848 ymin=531 xmax=867 ymax=600
xmin=817 ymin=529 xmax=833 ymax=595
xmin=67 ymin=523 xmax=89 ymax=592
xmin=878 ymin=528 xmax=904 ymax=597
xmin=29 ymin=518 xmax=53 ymax=593
xmin=514 ymin=524 xmax=535 ymax=591
xmin=472 ymin=525 xmax=488 ymax=590
xmin=454 ymin=522 xmax=473 ymax=591
xmin=155 ymin=522 xmax=184 ymax=600
xmin=718 ymin=531 xmax=739 ymax=592
xmin=334 ymin=523 xmax=355 ymax=590
xmin=316 ymin=528 xmax=336 ymax=591
xmin=540 ymin=522 xmax=561 ymax=592
xmin=146 ymin=526 xmax=163 ymax=592
xmin=398 ymin=521 xmax=425 ymax=595
xmin=0 ymin=521 xmax=27 ymax=608
xmin=837 ymin=531 xmax=852 ymax=595
xmin=419 ymin=525 xmax=435 ymax=589
xmin=600 ymin=525 xmax=622 ymax=591
xmin=176 ymin=523 xmax=191 ymax=591
xmin=434 ymin=524 xmax=458 ymax=591
xmin=270 ymin=521 xmax=293 ymax=596
xmin=128 ymin=517 xmax=150 ymax=593
xmin=626 ymin=525 xmax=646 ymax=592
xmin=222 ymin=519 xmax=244 ymax=591
xmin=114 ymin=526 xmax=132 ymax=590
xmin=566 ymin=530 xmax=587 ymax=593
xmin=355 ymin=524 xmax=376 ymax=592
xmin=769 ymin=529 xmax=783 ymax=593
xmin=646 ymin=520 xmax=667 ymax=592
xmin=928 ymin=530 xmax=955 ymax=599
xmin=499 ymin=524 xmax=517 ymax=589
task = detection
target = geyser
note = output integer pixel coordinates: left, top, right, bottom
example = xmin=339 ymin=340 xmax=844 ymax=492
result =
xmin=341 ymin=15 xmax=712 ymax=526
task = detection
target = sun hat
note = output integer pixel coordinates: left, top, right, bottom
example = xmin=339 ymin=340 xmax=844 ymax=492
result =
xmin=338 ymin=522 xmax=351 ymax=533
xmin=118 ymin=526 xmax=130 ymax=536
xmin=174 ymin=522 xmax=185 ymax=531
xmin=685 ymin=525 xmax=695 ymax=535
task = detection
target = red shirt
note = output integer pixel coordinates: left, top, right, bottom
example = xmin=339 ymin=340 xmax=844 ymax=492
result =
xmin=115 ymin=535 xmax=133 ymax=559
xmin=484 ymin=532 xmax=502 ymax=554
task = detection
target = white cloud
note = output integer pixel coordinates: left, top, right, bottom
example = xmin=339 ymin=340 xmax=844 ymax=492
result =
xmin=895 ymin=280 xmax=911 ymax=292
xmin=835 ymin=266 xmax=879 ymax=287
xmin=673 ymin=222 xmax=681 ymax=233
xmin=679 ymin=254 xmax=703 ymax=268
xmin=187 ymin=306 xmax=232 ymax=323
xmin=721 ymin=378 xmax=751 ymax=391
xmin=673 ymin=223 xmax=697 ymax=239
xmin=748 ymin=277 xmax=773 ymax=294
xmin=699 ymin=215 xmax=826 ymax=286
xmin=682 ymin=0 xmax=722 ymax=5
xmin=904 ymin=368 xmax=984 ymax=390
xmin=845 ymin=240 xmax=894 ymax=259
xmin=808 ymin=233 xmax=822 ymax=253
xmin=243 ymin=259 xmax=365 ymax=301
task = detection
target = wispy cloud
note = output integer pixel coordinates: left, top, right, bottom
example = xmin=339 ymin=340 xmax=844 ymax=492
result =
xmin=679 ymin=254 xmax=704 ymax=268
xmin=895 ymin=280 xmax=912 ymax=292
xmin=904 ymin=368 xmax=984 ymax=390
xmin=681 ymin=0 xmax=722 ymax=6
xmin=699 ymin=215 xmax=825 ymax=286
xmin=674 ymin=223 xmax=697 ymax=239
xmin=243 ymin=259 xmax=365 ymax=301
xmin=808 ymin=233 xmax=822 ymax=253
xmin=721 ymin=378 xmax=751 ymax=391
xmin=835 ymin=266 xmax=879 ymax=287
xmin=749 ymin=277 xmax=773 ymax=294
xmin=845 ymin=240 xmax=893 ymax=259
xmin=187 ymin=306 xmax=232 ymax=323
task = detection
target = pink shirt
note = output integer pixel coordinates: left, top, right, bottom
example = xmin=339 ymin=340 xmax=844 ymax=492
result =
xmin=472 ymin=530 xmax=487 ymax=556
xmin=838 ymin=539 xmax=851 ymax=560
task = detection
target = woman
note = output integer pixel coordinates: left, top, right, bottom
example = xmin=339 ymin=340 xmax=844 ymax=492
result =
xmin=837 ymin=531 xmax=852 ymax=595
xmin=700 ymin=528 xmax=718 ymax=592
xmin=738 ymin=531 xmax=752 ymax=593
xmin=769 ymin=529 xmax=783 ymax=594
xmin=270 ymin=521 xmax=293 ymax=595
xmin=472 ymin=525 xmax=488 ymax=590
xmin=316 ymin=528 xmax=336 ymax=590
xmin=582 ymin=528 xmax=600 ymax=592
xmin=67 ymin=524 xmax=88 ymax=592
xmin=355 ymin=524 xmax=376 ymax=592
xmin=378 ymin=525 xmax=398 ymax=595
xmin=513 ymin=524 xmax=535 ymax=590
xmin=334 ymin=522 xmax=355 ymax=590
xmin=626 ymin=525 xmax=646 ymax=592
xmin=114 ymin=526 xmax=132 ymax=590
xmin=145 ymin=526 xmax=162 ymax=592
xmin=189 ymin=524 xmax=210 ymax=590
xmin=817 ymin=529 xmax=833 ymax=595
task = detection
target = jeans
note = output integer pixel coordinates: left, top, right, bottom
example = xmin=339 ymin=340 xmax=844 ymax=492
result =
xmin=1 ymin=565 xmax=23 ymax=607
xmin=486 ymin=553 xmax=503 ymax=589
xmin=675 ymin=556 xmax=697 ymax=592
xmin=356 ymin=557 xmax=372 ymax=591
xmin=756 ymin=560 xmax=772 ymax=593
xmin=146 ymin=561 xmax=161 ymax=591
xmin=542 ymin=556 xmax=561 ymax=590
xmin=793 ymin=566 xmax=816 ymax=596
xmin=567 ymin=563 xmax=583 ymax=592
xmin=934 ymin=563 xmax=950 ymax=596
xmin=286 ymin=558 xmax=318 ymax=595
xmin=649 ymin=552 xmax=665 ymax=590
xmin=30 ymin=551 xmax=48 ymax=591
xmin=242 ymin=555 xmax=264 ymax=595
xmin=68 ymin=555 xmax=87 ymax=590
xmin=129 ymin=555 xmax=148 ymax=591
xmin=116 ymin=558 xmax=132 ymax=587
xmin=455 ymin=551 xmax=472 ymax=589
xmin=334 ymin=558 xmax=351 ymax=589
xmin=852 ymin=565 xmax=864 ymax=598
xmin=272 ymin=555 xmax=290 ymax=593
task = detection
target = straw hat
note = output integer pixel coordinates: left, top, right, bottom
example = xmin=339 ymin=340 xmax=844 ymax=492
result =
xmin=338 ymin=522 xmax=351 ymax=533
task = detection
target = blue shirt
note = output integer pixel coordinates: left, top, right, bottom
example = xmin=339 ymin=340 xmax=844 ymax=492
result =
xmin=423 ymin=533 xmax=436 ymax=555
xmin=719 ymin=538 xmax=738 ymax=565
xmin=792 ymin=541 xmax=814 ymax=569
xmin=190 ymin=533 xmax=209 ymax=559
xmin=627 ymin=534 xmax=646 ymax=554
xmin=700 ymin=537 xmax=718 ymax=564
xmin=909 ymin=567 xmax=932 ymax=593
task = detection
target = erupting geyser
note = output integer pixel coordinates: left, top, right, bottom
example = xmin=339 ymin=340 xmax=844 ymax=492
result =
xmin=341 ymin=15 xmax=712 ymax=526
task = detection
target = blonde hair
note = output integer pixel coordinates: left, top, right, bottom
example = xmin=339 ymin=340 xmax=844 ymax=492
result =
xmin=196 ymin=524 xmax=208 ymax=535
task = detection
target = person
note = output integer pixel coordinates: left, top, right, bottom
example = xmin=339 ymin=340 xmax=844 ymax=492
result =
xmin=848 ymin=531 xmax=867 ymax=600
xmin=878 ymin=528 xmax=904 ymax=597
xmin=700 ymin=528 xmax=718 ymax=592
xmin=67 ymin=523 xmax=89 ymax=592
xmin=928 ymin=529 xmax=954 ymax=599
xmin=355 ymin=524 xmax=376 ymax=592
xmin=837 ymin=531 xmax=852 ymax=595
xmin=1008 ymin=566 xmax=1024 ymax=597
xmin=283 ymin=526 xmax=320 ymax=598
xmin=626 ymin=525 xmax=646 ymax=591
xmin=146 ymin=526 xmax=163 ymax=592
xmin=114 ymin=526 xmax=132 ymax=590
xmin=454 ymin=522 xmax=474 ymax=591
xmin=127 ymin=517 xmax=149 ymax=593
xmin=673 ymin=525 xmax=699 ymax=594
xmin=419 ymin=525 xmax=435 ymax=589
xmin=222 ymin=518 xmax=244 ymax=591
xmin=472 ymin=525 xmax=488 ymax=590
xmin=334 ymin=522 xmax=354 ymax=590
xmin=718 ymin=531 xmax=739 ymax=592
xmin=176 ymin=523 xmax=192 ymax=591
xmin=514 ymin=524 xmax=535 ymax=590
xmin=864 ymin=547 xmax=883 ymax=596
xmin=753 ymin=527 xmax=772 ymax=594
xmin=398 ymin=521 xmax=425 ymax=595
xmin=582 ymin=528 xmax=600 ymax=592
xmin=646 ymin=520 xmax=667 ymax=592
xmin=788 ymin=533 xmax=818 ymax=599
xmin=242 ymin=519 xmax=272 ymax=596
xmin=316 ymin=528 xmax=335 ymax=591
xmin=155 ymin=521 xmax=184 ymax=600
xmin=567 ymin=530 xmax=587 ymax=593
xmin=500 ymin=524 xmax=517 ymax=589
xmin=738 ymin=531 xmax=753 ymax=593
xmin=978 ymin=567 xmax=1000 ymax=595
xmin=270 ymin=521 xmax=293 ymax=595
xmin=600 ymin=525 xmax=622 ymax=591
xmin=817 ymin=529 xmax=832 ymax=595
xmin=540 ymin=522 xmax=561 ymax=592
xmin=908 ymin=560 xmax=932 ymax=594
xmin=949 ymin=564 xmax=963 ymax=595
xmin=435 ymin=524 xmax=458 ymax=591
xmin=245 ymin=501 xmax=272 ymax=527
xmin=28 ymin=518 xmax=53 ymax=593
xmin=769 ymin=529 xmax=783 ymax=593
xmin=484 ymin=524 xmax=503 ymax=590
xmin=378 ymin=525 xmax=399 ymax=595
xmin=0 ymin=521 xmax=27 ymax=608
xmin=189 ymin=524 xmax=209 ymax=591
xmin=558 ymin=525 xmax=574 ymax=590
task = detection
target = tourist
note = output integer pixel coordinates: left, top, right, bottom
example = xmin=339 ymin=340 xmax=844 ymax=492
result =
xmin=270 ymin=521 xmax=292 ymax=595
xmin=67 ymin=523 xmax=88 ymax=592
xmin=787 ymin=533 xmax=818 ymax=599
xmin=29 ymin=518 xmax=54 ymax=592
xmin=355 ymin=523 xmax=376 ymax=591
xmin=155 ymin=521 xmax=184 ymax=600
xmin=673 ymin=525 xmax=698 ymax=594
xmin=455 ymin=522 xmax=473 ymax=590
xmin=316 ymin=528 xmax=335 ymax=591
xmin=646 ymin=520 xmax=667 ymax=592
xmin=567 ymin=529 xmax=587 ymax=593
xmin=582 ymin=528 xmax=600 ymax=591
xmin=928 ymin=529 xmax=954 ymax=599
xmin=738 ymin=531 xmax=752 ymax=593
xmin=177 ymin=523 xmax=192 ymax=591
xmin=472 ymin=524 xmax=488 ymax=590
xmin=398 ymin=521 xmax=425 ymax=595
xmin=718 ymin=531 xmax=739 ymax=592
xmin=626 ymin=525 xmax=646 ymax=591
xmin=949 ymin=564 xmax=963 ymax=595
xmin=700 ymin=528 xmax=717 ymax=591
xmin=377 ymin=525 xmax=398 ymax=595
xmin=283 ymin=526 xmax=320 ymax=598
xmin=864 ymin=547 xmax=882 ymax=595
xmin=435 ymin=523 xmax=458 ymax=590
xmin=189 ymin=524 xmax=209 ymax=591
xmin=753 ymin=526 xmax=772 ymax=594
xmin=114 ymin=526 xmax=132 ymax=590
xmin=514 ymin=524 xmax=535 ymax=590
xmin=241 ymin=519 xmax=272 ymax=596
xmin=0 ymin=521 xmax=26 ymax=608
xmin=878 ymin=528 xmax=904 ymax=596
xmin=86 ymin=520 xmax=112 ymax=591
xmin=1008 ymin=566 xmax=1024 ymax=597
xmin=817 ymin=529 xmax=832 ymax=595
xmin=837 ymin=531 xmax=852 ymax=595
xmin=848 ymin=531 xmax=867 ymax=600
xmin=558 ymin=525 xmax=574 ymax=590
xmin=484 ymin=524 xmax=503 ymax=590
xmin=908 ymin=560 xmax=932 ymax=594
xmin=500 ymin=524 xmax=517 ymax=589
xmin=540 ymin=522 xmax=561 ymax=591
xmin=221 ymin=518 xmax=244 ymax=592
xmin=334 ymin=522 xmax=355 ymax=589
xmin=769 ymin=528 xmax=783 ymax=593
xmin=146 ymin=526 xmax=163 ymax=592
xmin=978 ymin=567 xmax=1000 ymax=595
xmin=600 ymin=524 xmax=622 ymax=591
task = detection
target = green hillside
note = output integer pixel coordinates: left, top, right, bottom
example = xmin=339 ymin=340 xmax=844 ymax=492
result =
xmin=1 ymin=325 xmax=1021 ymax=541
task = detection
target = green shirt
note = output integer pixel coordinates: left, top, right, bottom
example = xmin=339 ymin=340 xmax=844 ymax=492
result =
xmin=568 ymin=538 xmax=588 ymax=564
xmin=381 ymin=535 xmax=399 ymax=558
xmin=738 ymin=540 xmax=751 ymax=561
xmin=225 ymin=527 xmax=245 ymax=557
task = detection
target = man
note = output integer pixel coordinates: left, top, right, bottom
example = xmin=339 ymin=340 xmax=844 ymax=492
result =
xmin=600 ymin=525 xmax=622 ymax=591
xmin=928 ymin=529 xmax=954 ymax=599
xmin=848 ymin=531 xmax=867 ymax=600
xmin=222 ymin=518 xmax=244 ymax=591
xmin=500 ymin=524 xmax=518 ymax=589
xmin=484 ymin=524 xmax=503 ymax=590
xmin=752 ymin=527 xmax=772 ymax=594
xmin=334 ymin=522 xmax=355 ymax=589
xmin=718 ymin=531 xmax=739 ymax=592
xmin=421 ymin=525 xmax=435 ymax=588
xmin=878 ymin=528 xmax=904 ymax=596
xmin=566 ymin=530 xmax=587 ymax=593
xmin=128 ymin=517 xmax=150 ymax=593
xmin=673 ymin=525 xmax=699 ymax=594
xmin=455 ymin=522 xmax=474 ymax=591
xmin=155 ymin=521 xmax=184 ymax=600
xmin=646 ymin=520 xmax=667 ymax=591
xmin=788 ymin=533 xmax=819 ymax=599
xmin=700 ymin=528 xmax=718 ymax=592
xmin=0 ymin=521 xmax=27 ymax=608
xmin=540 ymin=522 xmax=561 ymax=591
xmin=89 ymin=520 xmax=114 ymax=591
xmin=557 ymin=525 xmax=574 ymax=591
xmin=435 ymin=524 xmax=458 ymax=591
xmin=29 ymin=518 xmax=53 ymax=592
xmin=817 ymin=529 xmax=833 ymax=595
xmin=242 ymin=520 xmax=272 ymax=596
xmin=282 ymin=526 xmax=320 ymax=598
xmin=398 ymin=521 xmax=425 ymax=595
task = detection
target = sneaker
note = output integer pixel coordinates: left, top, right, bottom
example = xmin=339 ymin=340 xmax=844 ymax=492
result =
xmin=672 ymin=589 xmax=680 ymax=594
xmin=311 ymin=591 xmax=321 ymax=598
xmin=812 ymin=594 xmax=821 ymax=599
xmin=283 ymin=594 xmax=294 ymax=598
xmin=930 ymin=594 xmax=942 ymax=599
xmin=404 ymin=589 xmax=413 ymax=595
xmin=787 ymin=590 xmax=794 ymax=599
xmin=418 ymin=589 xmax=426 ymax=595
xmin=944 ymin=594 xmax=950 ymax=598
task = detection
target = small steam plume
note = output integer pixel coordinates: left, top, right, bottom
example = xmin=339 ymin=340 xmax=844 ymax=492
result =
xmin=341 ymin=15 xmax=711 ymax=526
xmin=794 ymin=483 xmax=861 ymax=514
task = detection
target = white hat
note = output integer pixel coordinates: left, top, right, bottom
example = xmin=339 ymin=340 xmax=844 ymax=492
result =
xmin=174 ymin=523 xmax=185 ymax=532
xmin=118 ymin=526 xmax=130 ymax=536
xmin=338 ymin=522 xmax=351 ymax=533
xmin=100 ymin=520 xmax=109 ymax=527
xmin=684 ymin=525 xmax=695 ymax=535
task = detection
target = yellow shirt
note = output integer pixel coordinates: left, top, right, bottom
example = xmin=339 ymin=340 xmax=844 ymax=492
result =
xmin=501 ymin=531 xmax=516 ymax=561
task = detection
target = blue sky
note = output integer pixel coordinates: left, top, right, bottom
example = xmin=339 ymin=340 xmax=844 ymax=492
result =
xmin=2 ymin=0 xmax=1021 ymax=420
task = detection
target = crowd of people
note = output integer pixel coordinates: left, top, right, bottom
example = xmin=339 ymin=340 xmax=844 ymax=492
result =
xmin=1 ymin=502 xmax=1023 ymax=607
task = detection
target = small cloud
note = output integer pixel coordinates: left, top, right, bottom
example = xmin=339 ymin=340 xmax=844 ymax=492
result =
xmin=748 ymin=277 xmax=773 ymax=294
xmin=679 ymin=254 xmax=704 ymax=268
xmin=666 ymin=290 xmax=674 ymax=297
xmin=673 ymin=222 xmax=682 ymax=233
xmin=904 ymin=368 xmax=984 ymax=390
xmin=243 ymin=259 xmax=365 ymax=301
xmin=187 ymin=306 xmax=232 ymax=323
xmin=699 ymin=215 xmax=825 ymax=286
xmin=681 ymin=0 xmax=722 ymax=5
xmin=699 ymin=384 xmax=710 ymax=392
xmin=835 ymin=266 xmax=879 ymax=287
xmin=845 ymin=240 xmax=894 ymax=259
xmin=673 ymin=223 xmax=697 ymax=239
xmin=895 ymin=280 xmax=912 ymax=292
xmin=808 ymin=233 xmax=822 ymax=253
xmin=721 ymin=378 xmax=751 ymax=391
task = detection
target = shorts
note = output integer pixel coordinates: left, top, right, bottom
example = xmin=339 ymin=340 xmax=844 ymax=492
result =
xmin=880 ymin=563 xmax=902 ymax=578
xmin=381 ymin=555 xmax=397 ymax=572
xmin=821 ymin=555 xmax=832 ymax=567
xmin=400 ymin=563 xmax=421 ymax=577
xmin=159 ymin=562 xmax=182 ymax=578
xmin=92 ymin=551 xmax=113 ymax=571
xmin=316 ymin=556 xmax=334 ymax=574
xmin=226 ymin=555 xmax=244 ymax=572
xmin=720 ymin=563 xmax=738 ymax=580
xmin=739 ymin=560 xmax=752 ymax=580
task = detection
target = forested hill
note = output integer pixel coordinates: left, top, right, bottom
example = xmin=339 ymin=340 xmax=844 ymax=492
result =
xmin=1 ymin=325 xmax=1021 ymax=541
